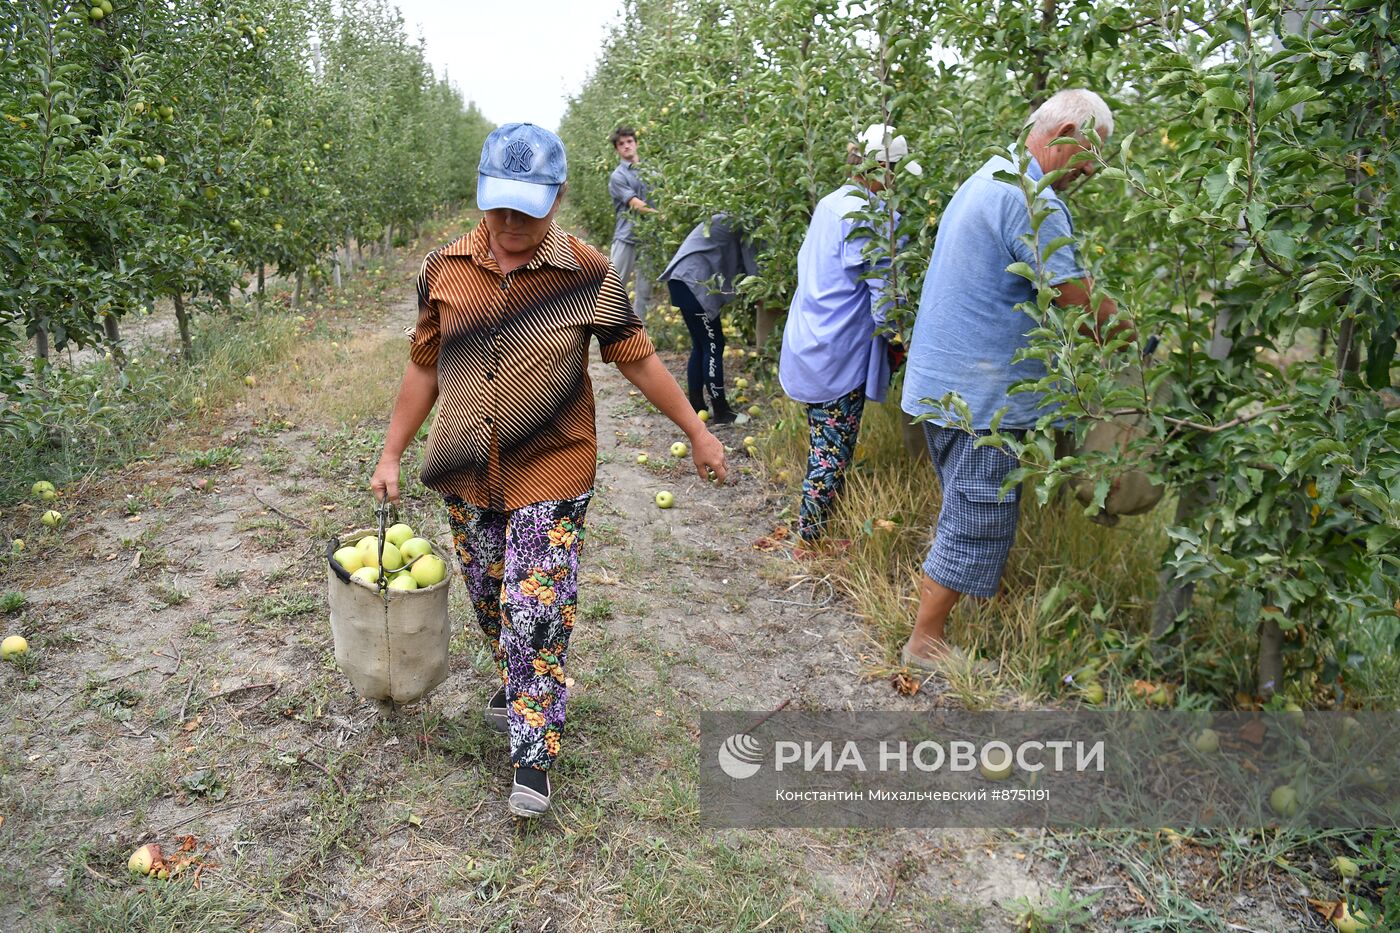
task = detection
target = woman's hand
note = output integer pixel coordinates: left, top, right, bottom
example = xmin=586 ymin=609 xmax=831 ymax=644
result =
xmin=370 ymin=455 xmax=401 ymax=503
xmin=689 ymin=430 xmax=728 ymax=485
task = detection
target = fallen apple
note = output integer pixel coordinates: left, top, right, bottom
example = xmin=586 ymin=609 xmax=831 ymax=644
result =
xmin=735 ymin=378 xmax=748 ymax=390
xmin=31 ymin=480 xmax=56 ymax=500
xmin=385 ymin=523 xmax=414 ymax=548
xmin=636 ymin=453 xmax=649 ymax=465
xmin=332 ymin=546 xmax=364 ymax=574
xmin=10 ymin=539 xmax=23 ymax=553
xmin=747 ymin=405 xmax=762 ymax=417
xmin=1332 ymin=855 xmax=1360 ymax=879
xmin=1193 ymin=729 xmax=1220 ymax=754
xmin=244 ymin=374 xmax=256 ymax=387
xmin=410 ymin=554 xmax=446 ymax=587
xmin=351 ymin=567 xmax=381 ymax=587
xmin=1148 ymin=685 xmax=1170 ymax=707
xmin=1282 ymin=701 xmax=1305 ymax=726
xmin=128 ymin=842 xmax=162 ymax=876
xmin=1269 ymin=784 xmax=1300 ymax=818
xmin=1 ymin=635 xmax=29 ymax=660
xmin=670 ymin=442 xmax=688 ymax=458
xmin=1080 ymin=682 xmax=1105 ymax=705
xmin=979 ymin=746 xmax=1014 ymax=781
xmin=41 ymin=510 xmax=63 ymax=528
xmin=745 ymin=446 xmax=758 ymax=459
xmin=655 ymin=491 xmax=675 ymax=509
xmin=742 ymin=436 xmax=756 ymax=448
xmin=698 ymin=410 xmax=710 ymax=423
xmin=776 ymin=470 xmax=791 ymax=483
xmin=399 ymin=537 xmax=433 ymax=562
xmin=1333 ymin=902 xmax=1371 ymax=932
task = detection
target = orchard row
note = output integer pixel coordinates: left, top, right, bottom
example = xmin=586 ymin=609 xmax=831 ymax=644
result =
xmin=559 ymin=0 xmax=1400 ymax=696
xmin=1 ymin=0 xmax=492 ymax=365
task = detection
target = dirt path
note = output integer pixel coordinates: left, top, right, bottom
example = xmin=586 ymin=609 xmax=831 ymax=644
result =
xmin=0 ymin=235 xmax=1085 ymax=931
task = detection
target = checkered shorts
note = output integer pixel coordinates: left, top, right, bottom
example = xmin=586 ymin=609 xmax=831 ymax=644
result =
xmin=922 ymin=424 xmax=1023 ymax=598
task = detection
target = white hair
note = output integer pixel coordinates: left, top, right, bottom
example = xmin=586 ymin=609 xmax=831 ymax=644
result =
xmin=1027 ymin=89 xmax=1114 ymax=140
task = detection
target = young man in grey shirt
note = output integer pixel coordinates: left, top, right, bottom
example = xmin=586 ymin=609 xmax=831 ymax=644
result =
xmin=608 ymin=126 xmax=658 ymax=320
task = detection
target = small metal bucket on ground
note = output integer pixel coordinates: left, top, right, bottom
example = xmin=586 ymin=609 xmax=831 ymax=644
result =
xmin=326 ymin=502 xmax=452 ymax=711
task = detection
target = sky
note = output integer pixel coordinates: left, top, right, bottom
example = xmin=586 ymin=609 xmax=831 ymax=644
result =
xmin=390 ymin=0 xmax=626 ymax=131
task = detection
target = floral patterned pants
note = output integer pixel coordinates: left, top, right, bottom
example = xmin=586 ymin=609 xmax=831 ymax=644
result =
xmin=444 ymin=491 xmax=591 ymax=770
xmin=798 ymin=387 xmax=866 ymax=542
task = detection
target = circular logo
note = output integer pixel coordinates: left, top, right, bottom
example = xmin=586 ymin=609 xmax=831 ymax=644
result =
xmin=717 ymin=733 xmax=763 ymax=780
xmin=502 ymin=139 xmax=535 ymax=174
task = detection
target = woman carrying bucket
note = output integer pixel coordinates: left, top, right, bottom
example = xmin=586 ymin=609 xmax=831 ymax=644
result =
xmin=371 ymin=123 xmax=727 ymax=818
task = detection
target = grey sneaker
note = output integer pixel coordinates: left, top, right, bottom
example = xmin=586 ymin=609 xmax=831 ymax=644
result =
xmin=484 ymin=685 xmax=508 ymax=733
xmin=508 ymin=770 xmax=551 ymax=818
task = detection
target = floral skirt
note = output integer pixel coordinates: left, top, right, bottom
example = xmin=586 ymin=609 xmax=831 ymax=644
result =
xmin=798 ymin=387 xmax=866 ymax=542
xmin=445 ymin=490 xmax=592 ymax=770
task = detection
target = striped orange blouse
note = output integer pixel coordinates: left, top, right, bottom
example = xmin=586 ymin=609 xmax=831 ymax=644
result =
xmin=408 ymin=221 xmax=655 ymax=510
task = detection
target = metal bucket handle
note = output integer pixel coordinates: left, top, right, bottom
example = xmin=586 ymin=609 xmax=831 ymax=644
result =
xmin=325 ymin=494 xmax=397 ymax=598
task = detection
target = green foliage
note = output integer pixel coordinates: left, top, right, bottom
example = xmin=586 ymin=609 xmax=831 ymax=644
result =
xmin=563 ymin=0 xmax=1400 ymax=698
xmin=1 ymin=0 xmax=493 ymax=361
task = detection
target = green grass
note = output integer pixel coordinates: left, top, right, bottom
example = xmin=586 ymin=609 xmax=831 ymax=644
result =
xmin=1 ymin=306 xmax=301 ymax=506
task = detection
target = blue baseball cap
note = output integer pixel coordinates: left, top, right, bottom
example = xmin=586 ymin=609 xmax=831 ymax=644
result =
xmin=476 ymin=123 xmax=568 ymax=219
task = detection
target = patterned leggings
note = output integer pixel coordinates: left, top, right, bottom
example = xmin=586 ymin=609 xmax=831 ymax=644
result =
xmin=798 ymin=387 xmax=866 ymax=542
xmin=444 ymin=491 xmax=591 ymax=770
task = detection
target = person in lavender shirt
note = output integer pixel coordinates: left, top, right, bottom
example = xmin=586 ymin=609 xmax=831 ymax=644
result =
xmin=779 ymin=124 xmax=908 ymax=558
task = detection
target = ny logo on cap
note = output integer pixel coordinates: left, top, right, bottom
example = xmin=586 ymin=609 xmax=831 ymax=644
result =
xmin=502 ymin=140 xmax=535 ymax=174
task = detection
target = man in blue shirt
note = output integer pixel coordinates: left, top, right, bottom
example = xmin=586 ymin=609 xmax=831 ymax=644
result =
xmin=900 ymin=89 xmax=1124 ymax=670
xmin=780 ymin=124 xmax=908 ymax=555
xmin=608 ymin=126 xmax=658 ymax=321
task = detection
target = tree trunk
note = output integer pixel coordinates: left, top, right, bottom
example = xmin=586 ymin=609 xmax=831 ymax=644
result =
xmin=294 ymin=270 xmax=303 ymax=309
xmin=34 ymin=325 xmax=50 ymax=383
xmin=343 ymin=231 xmax=355 ymax=274
xmin=1257 ymin=616 xmax=1284 ymax=698
xmin=173 ymin=292 xmax=193 ymax=363
xmin=103 ymin=313 xmax=125 ymax=369
xmin=332 ymin=254 xmax=342 ymax=290
xmin=383 ymin=225 xmax=392 ymax=253
xmin=755 ymin=303 xmax=780 ymax=354
xmin=257 ymin=263 xmax=265 ymax=300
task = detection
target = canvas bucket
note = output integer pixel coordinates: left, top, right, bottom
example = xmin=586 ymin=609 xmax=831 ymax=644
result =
xmin=326 ymin=524 xmax=452 ymax=709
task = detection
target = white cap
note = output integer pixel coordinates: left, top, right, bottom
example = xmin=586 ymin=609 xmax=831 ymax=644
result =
xmin=859 ymin=123 xmax=909 ymax=162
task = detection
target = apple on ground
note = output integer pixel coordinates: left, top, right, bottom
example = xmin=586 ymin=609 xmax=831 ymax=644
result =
xmin=1193 ymin=729 xmax=1220 ymax=754
xmin=333 ymin=546 xmax=364 ymax=574
xmin=698 ymin=410 xmax=710 ymax=423
xmin=385 ymin=523 xmax=414 ymax=548
xmin=636 ymin=453 xmax=649 ymax=465
xmin=979 ymin=746 xmax=1013 ymax=781
xmin=1078 ymin=682 xmax=1105 ymax=704
xmin=1269 ymin=784 xmax=1300 ymax=818
xmin=244 ymin=375 xmax=256 ymax=387
xmin=655 ymin=491 xmax=675 ymax=509
xmin=10 ymin=539 xmax=23 ymax=553
xmin=1332 ymin=855 xmax=1360 ymax=879
xmin=742 ymin=436 xmax=756 ymax=448
xmin=670 ymin=441 xmax=688 ymax=458
xmin=31 ymin=480 xmax=56 ymax=500
xmin=747 ymin=405 xmax=762 ymax=418
xmin=1 ymin=635 xmax=29 ymax=660
xmin=41 ymin=510 xmax=63 ymax=528
xmin=128 ymin=843 xmax=163 ymax=876
xmin=409 ymin=554 xmax=446 ymax=587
